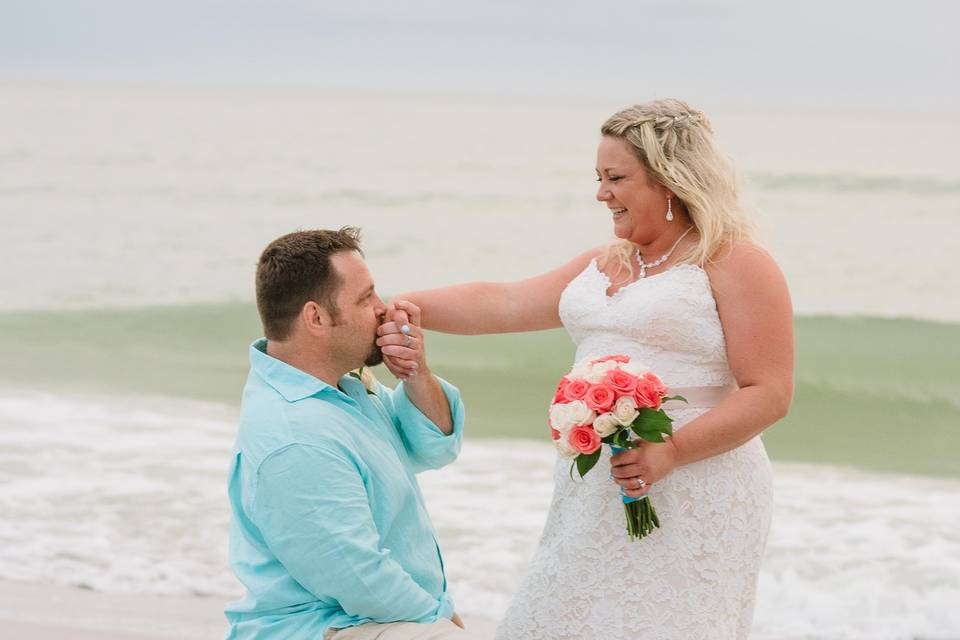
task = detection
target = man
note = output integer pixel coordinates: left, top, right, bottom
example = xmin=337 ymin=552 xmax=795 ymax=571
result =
xmin=225 ymin=228 xmax=469 ymax=639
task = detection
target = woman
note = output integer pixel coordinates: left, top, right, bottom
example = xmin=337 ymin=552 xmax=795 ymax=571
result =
xmin=382 ymin=98 xmax=793 ymax=639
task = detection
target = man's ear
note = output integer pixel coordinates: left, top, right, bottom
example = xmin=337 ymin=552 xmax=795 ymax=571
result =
xmin=301 ymin=301 xmax=333 ymax=337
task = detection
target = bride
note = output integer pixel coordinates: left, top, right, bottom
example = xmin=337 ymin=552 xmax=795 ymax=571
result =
xmin=383 ymin=98 xmax=793 ymax=639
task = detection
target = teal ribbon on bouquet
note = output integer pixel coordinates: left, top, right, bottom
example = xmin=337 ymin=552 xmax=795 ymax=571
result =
xmin=610 ymin=445 xmax=641 ymax=504
xmin=608 ymin=444 xmax=660 ymax=539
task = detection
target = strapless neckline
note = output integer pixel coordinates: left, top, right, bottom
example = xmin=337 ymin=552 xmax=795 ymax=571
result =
xmin=588 ymin=259 xmax=708 ymax=302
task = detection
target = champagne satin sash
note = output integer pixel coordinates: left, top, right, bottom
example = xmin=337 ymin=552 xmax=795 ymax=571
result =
xmin=663 ymin=383 xmax=737 ymax=411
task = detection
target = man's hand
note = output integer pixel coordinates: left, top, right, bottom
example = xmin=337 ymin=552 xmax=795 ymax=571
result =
xmin=377 ymin=300 xmax=426 ymax=382
xmin=377 ymin=300 xmax=454 ymax=434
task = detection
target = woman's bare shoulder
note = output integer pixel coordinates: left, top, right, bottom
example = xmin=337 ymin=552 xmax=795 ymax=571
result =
xmin=591 ymin=242 xmax=626 ymax=274
xmin=705 ymin=240 xmax=783 ymax=280
xmin=703 ymin=240 xmax=790 ymax=307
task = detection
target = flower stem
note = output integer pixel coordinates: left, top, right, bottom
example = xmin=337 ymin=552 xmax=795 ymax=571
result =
xmin=624 ymin=497 xmax=660 ymax=541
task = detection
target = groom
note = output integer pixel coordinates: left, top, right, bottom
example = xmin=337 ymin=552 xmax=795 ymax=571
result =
xmin=225 ymin=228 xmax=470 ymax=639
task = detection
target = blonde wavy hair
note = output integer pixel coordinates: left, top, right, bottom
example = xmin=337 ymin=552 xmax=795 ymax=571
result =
xmin=600 ymin=98 xmax=753 ymax=274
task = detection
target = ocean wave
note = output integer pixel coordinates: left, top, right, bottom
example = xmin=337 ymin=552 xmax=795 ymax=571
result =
xmin=0 ymin=392 xmax=957 ymax=639
xmin=7 ymin=173 xmax=955 ymax=202
xmin=747 ymin=172 xmax=960 ymax=195
xmin=0 ymin=392 xmax=241 ymax=597
xmin=0 ymin=183 xmax=584 ymax=210
xmin=0 ymin=307 xmax=958 ymax=477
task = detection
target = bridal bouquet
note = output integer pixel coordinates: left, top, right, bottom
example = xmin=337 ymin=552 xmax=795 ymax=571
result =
xmin=548 ymin=355 xmax=685 ymax=540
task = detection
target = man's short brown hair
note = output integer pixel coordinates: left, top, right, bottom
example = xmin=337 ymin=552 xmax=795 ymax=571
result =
xmin=255 ymin=227 xmax=363 ymax=341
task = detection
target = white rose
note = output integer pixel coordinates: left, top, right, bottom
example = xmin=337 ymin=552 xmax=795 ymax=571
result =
xmin=612 ymin=396 xmax=639 ymax=426
xmin=593 ymin=412 xmax=620 ymax=437
xmin=556 ymin=437 xmax=579 ymax=459
xmin=585 ymin=359 xmax=619 ymax=384
xmin=549 ymin=403 xmax=575 ymax=432
xmin=620 ymin=359 xmax=649 ymax=377
xmin=565 ymin=400 xmax=595 ymax=427
xmin=569 ymin=359 xmax=592 ymax=380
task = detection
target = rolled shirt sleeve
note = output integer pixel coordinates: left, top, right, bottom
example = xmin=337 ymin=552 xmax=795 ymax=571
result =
xmin=252 ymin=443 xmax=453 ymax=624
xmin=385 ymin=377 xmax=464 ymax=472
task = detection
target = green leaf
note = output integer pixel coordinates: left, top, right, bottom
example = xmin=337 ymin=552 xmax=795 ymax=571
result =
xmin=635 ymin=429 xmax=665 ymax=443
xmin=631 ymin=409 xmax=674 ymax=443
xmin=632 ymin=408 xmax=672 ymax=429
xmin=613 ymin=429 xmax=635 ymax=448
xmin=575 ymin=449 xmax=602 ymax=477
xmin=663 ymin=394 xmax=687 ymax=403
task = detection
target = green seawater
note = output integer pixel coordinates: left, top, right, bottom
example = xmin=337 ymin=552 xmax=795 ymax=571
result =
xmin=3 ymin=305 xmax=957 ymax=477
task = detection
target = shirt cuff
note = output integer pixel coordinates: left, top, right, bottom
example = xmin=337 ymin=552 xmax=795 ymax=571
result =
xmin=392 ymin=376 xmax=465 ymax=469
xmin=435 ymin=591 xmax=455 ymax=621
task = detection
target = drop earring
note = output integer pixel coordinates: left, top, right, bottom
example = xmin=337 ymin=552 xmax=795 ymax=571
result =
xmin=666 ymin=197 xmax=674 ymax=222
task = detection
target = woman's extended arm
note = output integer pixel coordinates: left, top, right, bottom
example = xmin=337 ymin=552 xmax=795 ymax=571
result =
xmin=611 ymin=242 xmax=794 ymax=494
xmin=397 ymin=248 xmax=603 ymax=334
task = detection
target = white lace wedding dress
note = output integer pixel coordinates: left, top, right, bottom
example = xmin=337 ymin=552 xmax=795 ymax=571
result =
xmin=494 ymin=261 xmax=773 ymax=640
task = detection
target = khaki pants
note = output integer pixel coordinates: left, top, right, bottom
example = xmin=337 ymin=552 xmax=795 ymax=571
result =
xmin=325 ymin=619 xmax=472 ymax=640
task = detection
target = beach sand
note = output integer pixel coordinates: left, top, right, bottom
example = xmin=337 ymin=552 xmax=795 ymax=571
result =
xmin=0 ymin=580 xmax=499 ymax=639
xmin=0 ymin=579 xmax=225 ymax=638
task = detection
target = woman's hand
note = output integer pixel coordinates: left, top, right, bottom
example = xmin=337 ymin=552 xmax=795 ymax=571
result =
xmin=610 ymin=439 xmax=679 ymax=499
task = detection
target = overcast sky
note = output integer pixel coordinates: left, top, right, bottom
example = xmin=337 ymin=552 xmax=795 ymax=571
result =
xmin=1 ymin=0 xmax=957 ymax=110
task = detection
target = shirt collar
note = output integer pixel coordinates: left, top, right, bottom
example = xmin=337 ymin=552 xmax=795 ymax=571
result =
xmin=249 ymin=338 xmax=340 ymax=403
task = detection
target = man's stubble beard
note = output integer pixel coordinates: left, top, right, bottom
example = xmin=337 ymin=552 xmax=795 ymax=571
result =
xmin=364 ymin=342 xmax=383 ymax=367
xmin=363 ymin=311 xmax=385 ymax=367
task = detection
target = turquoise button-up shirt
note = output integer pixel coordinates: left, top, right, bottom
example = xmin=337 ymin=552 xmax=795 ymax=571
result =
xmin=225 ymin=339 xmax=465 ymax=639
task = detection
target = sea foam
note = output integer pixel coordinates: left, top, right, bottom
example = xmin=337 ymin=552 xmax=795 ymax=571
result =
xmin=0 ymin=391 xmax=957 ymax=638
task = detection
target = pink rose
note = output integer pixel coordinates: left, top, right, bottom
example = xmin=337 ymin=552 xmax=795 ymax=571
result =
xmin=645 ymin=372 xmax=667 ymax=398
xmin=635 ymin=373 xmax=666 ymax=410
xmin=553 ymin=377 xmax=571 ymax=404
xmin=584 ymin=383 xmax=616 ymax=412
xmin=551 ymin=427 xmax=561 ymax=441
xmin=568 ymin=425 xmax=601 ymax=455
xmin=605 ymin=369 xmax=639 ymax=396
xmin=563 ymin=379 xmax=592 ymax=402
xmin=591 ymin=354 xmax=630 ymax=365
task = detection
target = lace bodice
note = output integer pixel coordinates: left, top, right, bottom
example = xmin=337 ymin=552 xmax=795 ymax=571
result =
xmin=559 ymin=260 xmax=733 ymax=388
xmin=495 ymin=259 xmax=773 ymax=640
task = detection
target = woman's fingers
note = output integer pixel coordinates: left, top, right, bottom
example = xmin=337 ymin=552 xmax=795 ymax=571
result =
xmin=609 ymin=448 xmax=652 ymax=494
xmin=621 ymin=484 xmax=652 ymax=498
xmin=390 ymin=299 xmax=422 ymax=327
xmin=385 ymin=303 xmax=410 ymax=328
xmin=377 ymin=321 xmax=422 ymax=339
xmin=610 ymin=450 xmax=644 ymax=478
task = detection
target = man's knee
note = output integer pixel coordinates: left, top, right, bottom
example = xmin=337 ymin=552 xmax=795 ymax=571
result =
xmin=328 ymin=618 xmax=475 ymax=640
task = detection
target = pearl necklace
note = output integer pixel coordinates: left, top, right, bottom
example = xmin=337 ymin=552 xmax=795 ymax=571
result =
xmin=635 ymin=226 xmax=694 ymax=278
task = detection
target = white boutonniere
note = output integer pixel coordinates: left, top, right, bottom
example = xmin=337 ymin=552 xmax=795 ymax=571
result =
xmin=349 ymin=367 xmax=378 ymax=395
